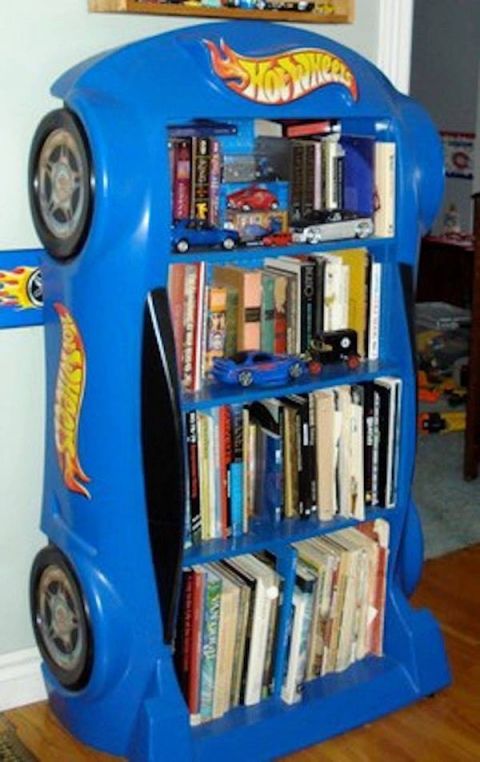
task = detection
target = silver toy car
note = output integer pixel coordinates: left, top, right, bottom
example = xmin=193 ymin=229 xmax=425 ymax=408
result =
xmin=292 ymin=209 xmax=374 ymax=244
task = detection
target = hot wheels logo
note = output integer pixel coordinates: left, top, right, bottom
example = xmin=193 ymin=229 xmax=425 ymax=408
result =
xmin=204 ymin=39 xmax=358 ymax=104
xmin=54 ymin=303 xmax=91 ymax=499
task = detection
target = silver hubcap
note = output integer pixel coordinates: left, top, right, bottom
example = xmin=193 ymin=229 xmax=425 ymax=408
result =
xmin=38 ymin=129 xmax=85 ymax=240
xmin=37 ymin=565 xmax=83 ymax=672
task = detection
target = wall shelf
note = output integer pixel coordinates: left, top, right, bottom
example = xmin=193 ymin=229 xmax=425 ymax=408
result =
xmin=88 ymin=0 xmax=354 ymax=25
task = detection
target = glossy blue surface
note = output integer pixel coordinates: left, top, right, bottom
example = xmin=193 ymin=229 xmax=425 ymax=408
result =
xmin=36 ymin=21 xmax=450 ymax=761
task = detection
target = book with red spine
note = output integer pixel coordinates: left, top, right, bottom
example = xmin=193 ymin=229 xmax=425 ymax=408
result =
xmin=173 ymin=138 xmax=192 ymax=220
xmin=218 ymin=405 xmax=232 ymax=538
xmin=188 ymin=567 xmax=206 ymax=716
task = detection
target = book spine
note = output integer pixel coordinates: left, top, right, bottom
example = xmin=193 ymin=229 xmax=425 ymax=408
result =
xmin=186 ymin=411 xmax=201 ymax=544
xmin=192 ymin=137 xmax=211 ymax=221
xmin=261 ymin=272 xmax=275 ymax=353
xmin=368 ymin=262 xmax=382 ymax=361
xmin=363 ymin=382 xmax=375 ymax=507
xmin=230 ymin=404 xmax=245 ymax=537
xmin=173 ymin=138 xmax=191 ymax=220
xmin=182 ymin=264 xmax=198 ymax=391
xmin=243 ymin=271 xmax=262 ymax=351
xmin=225 ymin=287 xmax=238 ymax=358
xmin=300 ymin=262 xmax=316 ymax=353
xmin=199 ymin=572 xmax=222 ymax=723
xmin=205 ymin=286 xmax=227 ymax=374
xmin=209 ymin=138 xmax=221 ymax=226
xmin=219 ymin=406 xmax=231 ymax=539
xmin=188 ymin=569 xmax=205 ymax=718
xmin=193 ymin=262 xmax=206 ymax=392
xmin=168 ymin=263 xmax=186 ymax=377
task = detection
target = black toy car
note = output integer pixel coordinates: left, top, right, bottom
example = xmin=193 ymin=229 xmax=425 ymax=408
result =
xmin=307 ymin=329 xmax=361 ymax=371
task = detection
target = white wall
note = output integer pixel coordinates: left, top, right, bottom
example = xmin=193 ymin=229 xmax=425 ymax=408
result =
xmin=0 ymin=0 xmax=382 ymax=660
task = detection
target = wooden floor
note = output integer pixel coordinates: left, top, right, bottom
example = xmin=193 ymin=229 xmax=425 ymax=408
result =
xmin=6 ymin=545 xmax=480 ymax=761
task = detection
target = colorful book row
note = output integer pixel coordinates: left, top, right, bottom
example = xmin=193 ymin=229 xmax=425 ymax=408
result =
xmin=174 ymin=519 xmax=389 ymax=725
xmin=168 ymin=249 xmax=382 ymax=393
xmin=183 ymin=378 xmax=402 ymax=546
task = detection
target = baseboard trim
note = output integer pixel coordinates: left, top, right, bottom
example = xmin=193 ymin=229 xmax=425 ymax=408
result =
xmin=0 ymin=648 xmax=47 ymax=711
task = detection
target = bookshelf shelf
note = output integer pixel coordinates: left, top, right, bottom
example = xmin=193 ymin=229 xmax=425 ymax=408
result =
xmin=181 ymin=360 xmax=397 ymax=412
xmin=183 ymin=508 xmax=393 ymax=566
xmin=29 ymin=20 xmax=451 ymax=762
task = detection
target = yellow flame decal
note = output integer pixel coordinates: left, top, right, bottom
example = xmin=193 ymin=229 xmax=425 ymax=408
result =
xmin=54 ymin=303 xmax=91 ymax=499
xmin=204 ymin=39 xmax=358 ymax=105
xmin=0 ymin=266 xmax=41 ymax=310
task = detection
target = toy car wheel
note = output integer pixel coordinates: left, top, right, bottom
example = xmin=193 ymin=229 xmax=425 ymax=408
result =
xmin=30 ymin=546 xmax=93 ymax=691
xmin=270 ymin=201 xmax=279 ymax=210
xmin=238 ymin=370 xmax=253 ymax=387
xmin=29 ymin=109 xmax=94 ymax=261
xmin=176 ymin=239 xmax=190 ymax=253
xmin=222 ymin=236 xmax=237 ymax=251
xmin=241 ymin=203 xmax=251 ymax=212
xmin=289 ymin=361 xmax=303 ymax=379
xmin=306 ymin=229 xmax=320 ymax=244
xmin=347 ymin=354 xmax=361 ymax=370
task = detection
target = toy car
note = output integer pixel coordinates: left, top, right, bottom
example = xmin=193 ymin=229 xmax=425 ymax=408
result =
xmin=227 ymin=185 xmax=279 ymax=212
xmin=212 ymin=350 xmax=307 ymax=387
xmin=262 ymin=231 xmax=292 ymax=247
xmin=291 ymin=210 xmax=374 ymax=244
xmin=307 ymin=329 xmax=361 ymax=371
xmin=171 ymin=219 xmax=240 ymax=252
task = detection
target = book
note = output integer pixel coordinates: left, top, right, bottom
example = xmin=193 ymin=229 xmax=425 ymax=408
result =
xmin=209 ymin=564 xmax=241 ymax=719
xmin=197 ymin=566 xmax=222 ymax=724
xmin=168 ymin=263 xmax=186 ymax=376
xmin=191 ymin=136 xmax=211 ymax=221
xmin=335 ymin=248 xmax=370 ymax=358
xmin=204 ymin=286 xmax=227 ymax=374
xmin=185 ymin=411 xmax=201 ymax=544
xmin=374 ymin=142 xmax=396 ymax=237
xmin=341 ymin=135 xmax=375 ymax=216
xmin=260 ymin=271 xmax=275 ymax=353
xmin=229 ymin=404 xmax=245 ymax=538
xmin=282 ymin=570 xmax=315 ymax=704
xmin=367 ymin=260 xmax=382 ymax=361
xmin=188 ymin=567 xmax=206 ymax=720
xmin=249 ymin=399 xmax=284 ymax=524
xmin=213 ymin=265 xmax=262 ymax=351
xmin=172 ymin=137 xmax=191 ymax=220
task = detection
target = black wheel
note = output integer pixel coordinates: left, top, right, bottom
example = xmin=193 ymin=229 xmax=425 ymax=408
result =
xmin=29 ymin=109 xmax=94 ymax=261
xmin=30 ymin=546 xmax=93 ymax=690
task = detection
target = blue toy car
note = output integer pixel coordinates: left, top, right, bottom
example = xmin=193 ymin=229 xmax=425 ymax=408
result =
xmin=212 ymin=350 xmax=307 ymax=387
xmin=172 ymin=219 xmax=240 ymax=253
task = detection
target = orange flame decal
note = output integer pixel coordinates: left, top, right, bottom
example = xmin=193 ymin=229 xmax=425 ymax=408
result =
xmin=0 ymin=266 xmax=42 ymax=310
xmin=54 ymin=303 xmax=91 ymax=499
xmin=204 ymin=39 xmax=358 ymax=105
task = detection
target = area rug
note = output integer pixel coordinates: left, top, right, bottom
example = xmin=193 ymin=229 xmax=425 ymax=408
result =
xmin=0 ymin=716 xmax=38 ymax=762
xmin=414 ymin=431 xmax=480 ymax=559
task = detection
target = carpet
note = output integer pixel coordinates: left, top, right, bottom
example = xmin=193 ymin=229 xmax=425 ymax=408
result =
xmin=414 ymin=431 xmax=480 ymax=559
xmin=0 ymin=717 xmax=37 ymax=762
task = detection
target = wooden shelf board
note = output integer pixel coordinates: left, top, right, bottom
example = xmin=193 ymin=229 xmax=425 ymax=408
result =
xmin=89 ymin=0 xmax=354 ymax=24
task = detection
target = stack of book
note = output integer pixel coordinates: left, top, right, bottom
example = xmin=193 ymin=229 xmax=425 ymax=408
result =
xmin=175 ymin=553 xmax=281 ymax=725
xmin=175 ymin=519 xmax=390 ymax=724
xmin=284 ymin=519 xmax=390 ymax=703
xmin=168 ymin=250 xmax=382 ymax=392
xmin=184 ymin=378 xmax=402 ymax=545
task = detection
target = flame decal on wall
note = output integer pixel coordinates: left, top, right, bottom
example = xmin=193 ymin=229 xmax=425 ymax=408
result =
xmin=204 ymin=39 xmax=358 ymax=104
xmin=0 ymin=266 xmax=42 ymax=310
xmin=54 ymin=303 xmax=91 ymax=499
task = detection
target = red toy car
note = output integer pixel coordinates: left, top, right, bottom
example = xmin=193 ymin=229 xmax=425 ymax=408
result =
xmin=227 ymin=184 xmax=279 ymax=211
xmin=262 ymin=231 xmax=292 ymax=247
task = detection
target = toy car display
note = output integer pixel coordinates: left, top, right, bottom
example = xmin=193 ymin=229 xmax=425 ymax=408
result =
xmin=291 ymin=209 xmax=374 ymax=244
xmin=227 ymin=185 xmax=279 ymax=212
xmin=212 ymin=350 xmax=307 ymax=387
xmin=172 ymin=219 xmax=240 ymax=252
xmin=307 ymin=329 xmax=361 ymax=371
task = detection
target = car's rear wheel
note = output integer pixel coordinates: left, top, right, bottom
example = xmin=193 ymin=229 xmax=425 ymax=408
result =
xmin=238 ymin=370 xmax=253 ymax=387
xmin=30 ymin=546 xmax=93 ymax=690
xmin=270 ymin=202 xmax=279 ymax=210
xmin=222 ymin=236 xmax=236 ymax=251
xmin=176 ymin=239 xmax=189 ymax=253
xmin=306 ymin=229 xmax=320 ymax=244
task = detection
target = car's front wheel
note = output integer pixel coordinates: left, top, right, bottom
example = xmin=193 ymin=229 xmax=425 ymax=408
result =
xmin=222 ymin=236 xmax=237 ymax=251
xmin=30 ymin=546 xmax=93 ymax=690
xmin=289 ymin=361 xmax=304 ymax=380
xmin=306 ymin=229 xmax=321 ymax=244
xmin=175 ymin=239 xmax=190 ymax=253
